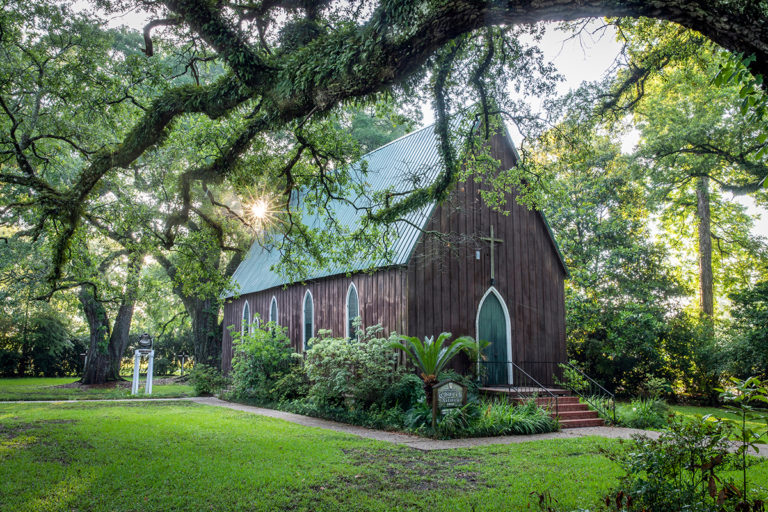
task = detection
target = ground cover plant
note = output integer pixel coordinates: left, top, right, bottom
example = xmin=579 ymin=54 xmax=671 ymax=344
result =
xmin=0 ymin=377 xmax=194 ymax=401
xmin=227 ymin=324 xmax=556 ymax=438
xmin=603 ymin=414 xmax=768 ymax=512
xmin=0 ymin=400 xmax=641 ymax=511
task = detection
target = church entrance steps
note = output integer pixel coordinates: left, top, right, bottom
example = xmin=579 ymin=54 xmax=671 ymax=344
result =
xmin=478 ymin=387 xmax=606 ymax=429
xmin=479 ymin=386 xmax=571 ymax=396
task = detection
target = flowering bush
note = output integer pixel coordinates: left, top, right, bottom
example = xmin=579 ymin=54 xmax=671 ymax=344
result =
xmin=304 ymin=323 xmax=408 ymax=408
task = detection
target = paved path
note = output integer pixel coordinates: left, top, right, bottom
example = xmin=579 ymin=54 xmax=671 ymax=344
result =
xmin=3 ymin=396 xmax=765 ymax=456
xmin=190 ymin=397 xmax=768 ymax=456
xmin=190 ymin=396 xmax=660 ymax=450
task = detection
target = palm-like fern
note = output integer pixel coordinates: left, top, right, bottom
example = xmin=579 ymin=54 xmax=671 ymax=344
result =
xmin=390 ymin=332 xmax=476 ymax=403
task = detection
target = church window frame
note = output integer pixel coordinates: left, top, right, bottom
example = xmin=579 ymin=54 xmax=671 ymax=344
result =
xmin=302 ymin=290 xmax=314 ymax=350
xmin=269 ymin=296 xmax=278 ymax=325
xmin=345 ymin=282 xmax=360 ymax=340
xmin=241 ymin=300 xmax=251 ymax=336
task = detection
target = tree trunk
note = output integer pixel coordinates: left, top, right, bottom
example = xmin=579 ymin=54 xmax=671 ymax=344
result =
xmin=696 ymin=176 xmax=714 ymax=320
xmin=79 ymin=285 xmax=113 ymax=385
xmin=106 ymin=254 xmax=142 ymax=379
xmin=80 ymin=252 xmax=143 ymax=384
xmin=156 ymin=242 xmax=243 ymax=369
xmin=186 ymin=297 xmax=221 ymax=367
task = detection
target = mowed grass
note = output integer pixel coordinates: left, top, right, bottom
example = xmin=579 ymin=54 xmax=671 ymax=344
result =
xmin=671 ymin=404 xmax=768 ymax=436
xmin=0 ymin=377 xmax=194 ymax=401
xmin=0 ymin=401 xmax=623 ymax=512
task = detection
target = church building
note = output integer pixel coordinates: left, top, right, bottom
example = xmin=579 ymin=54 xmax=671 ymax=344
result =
xmin=221 ymin=118 xmax=568 ymax=386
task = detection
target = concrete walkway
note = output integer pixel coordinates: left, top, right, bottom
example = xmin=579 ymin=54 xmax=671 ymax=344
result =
xmin=190 ymin=397 xmax=768 ymax=456
xmin=3 ymin=396 xmax=765 ymax=456
xmin=190 ymin=396 xmax=662 ymax=450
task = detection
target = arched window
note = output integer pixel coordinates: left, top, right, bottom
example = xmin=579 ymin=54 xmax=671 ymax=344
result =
xmin=345 ymin=283 xmax=359 ymax=339
xmin=269 ymin=296 xmax=278 ymax=324
xmin=241 ymin=301 xmax=251 ymax=336
xmin=302 ymin=290 xmax=314 ymax=350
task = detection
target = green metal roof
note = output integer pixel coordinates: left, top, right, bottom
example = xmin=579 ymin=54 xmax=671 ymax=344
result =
xmin=224 ymin=118 xmax=568 ymax=298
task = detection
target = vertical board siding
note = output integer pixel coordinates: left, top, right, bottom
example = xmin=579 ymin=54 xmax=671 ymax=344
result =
xmin=222 ymin=268 xmax=407 ymax=374
xmin=405 ymin=132 xmax=567 ymax=378
xmin=223 ymin=132 xmax=567 ymax=379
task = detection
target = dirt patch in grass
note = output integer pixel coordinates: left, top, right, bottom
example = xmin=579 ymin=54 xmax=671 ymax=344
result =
xmin=53 ymin=377 xmax=181 ymax=389
xmin=52 ymin=400 xmax=198 ymax=410
xmin=0 ymin=419 xmax=76 ymax=440
xmin=323 ymin=447 xmax=487 ymax=493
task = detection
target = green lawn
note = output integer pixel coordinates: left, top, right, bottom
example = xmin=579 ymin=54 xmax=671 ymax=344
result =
xmin=1 ymin=401 xmax=766 ymax=512
xmin=671 ymin=403 xmax=768 ymax=434
xmin=0 ymin=377 xmax=194 ymax=401
xmin=0 ymin=401 xmax=611 ymax=511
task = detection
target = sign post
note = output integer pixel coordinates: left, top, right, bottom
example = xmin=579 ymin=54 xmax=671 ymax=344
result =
xmin=431 ymin=380 xmax=468 ymax=430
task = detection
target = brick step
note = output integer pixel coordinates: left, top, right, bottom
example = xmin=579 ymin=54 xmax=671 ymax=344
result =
xmin=550 ymin=403 xmax=590 ymax=413
xmin=559 ymin=417 xmax=606 ymax=428
xmin=556 ymin=410 xmax=599 ymax=421
xmin=512 ymin=396 xmax=581 ymax=406
xmin=480 ymin=387 xmax=572 ymax=397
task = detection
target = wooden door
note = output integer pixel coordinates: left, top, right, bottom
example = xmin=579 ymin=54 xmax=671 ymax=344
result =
xmin=478 ymin=291 xmax=509 ymax=386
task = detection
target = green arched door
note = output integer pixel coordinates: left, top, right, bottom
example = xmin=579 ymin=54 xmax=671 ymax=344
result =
xmin=478 ymin=291 xmax=509 ymax=386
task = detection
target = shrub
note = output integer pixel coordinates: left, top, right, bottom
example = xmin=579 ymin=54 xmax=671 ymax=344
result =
xmin=304 ymin=325 xmax=404 ymax=408
xmin=283 ymin=397 xmax=405 ymax=431
xmin=188 ymin=365 xmax=229 ymax=396
xmin=230 ymin=322 xmax=297 ymax=401
xmin=379 ymin=372 xmax=423 ymax=410
xmin=270 ymin=353 xmax=310 ymax=402
xmin=616 ymin=397 xmax=671 ymax=429
xmin=606 ymin=415 xmax=746 ymax=512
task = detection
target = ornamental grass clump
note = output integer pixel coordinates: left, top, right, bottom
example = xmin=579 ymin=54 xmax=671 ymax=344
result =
xmin=405 ymin=397 xmax=557 ymax=438
xmin=472 ymin=398 xmax=558 ymax=436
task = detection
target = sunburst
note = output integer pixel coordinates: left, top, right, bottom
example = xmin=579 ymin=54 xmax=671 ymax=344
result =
xmin=242 ymin=190 xmax=282 ymax=233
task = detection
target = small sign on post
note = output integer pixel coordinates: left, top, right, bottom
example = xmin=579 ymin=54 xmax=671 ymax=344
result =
xmin=431 ymin=379 xmax=468 ymax=430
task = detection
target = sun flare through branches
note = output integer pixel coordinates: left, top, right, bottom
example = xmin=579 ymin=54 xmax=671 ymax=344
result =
xmin=243 ymin=191 xmax=282 ymax=233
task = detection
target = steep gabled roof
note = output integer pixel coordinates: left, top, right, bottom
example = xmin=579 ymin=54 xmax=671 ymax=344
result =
xmin=225 ymin=118 xmax=568 ymax=298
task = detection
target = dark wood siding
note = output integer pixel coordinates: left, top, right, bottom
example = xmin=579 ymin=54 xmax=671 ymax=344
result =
xmin=221 ymin=268 xmax=407 ymax=374
xmin=222 ymin=131 xmax=567 ymax=379
xmin=405 ymin=132 xmax=567 ymax=375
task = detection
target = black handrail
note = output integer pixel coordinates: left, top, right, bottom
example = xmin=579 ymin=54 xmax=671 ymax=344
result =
xmin=562 ymin=361 xmax=616 ymax=424
xmin=479 ymin=361 xmax=559 ymax=421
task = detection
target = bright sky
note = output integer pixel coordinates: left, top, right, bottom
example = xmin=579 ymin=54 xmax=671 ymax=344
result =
xmin=94 ymin=5 xmax=767 ymax=239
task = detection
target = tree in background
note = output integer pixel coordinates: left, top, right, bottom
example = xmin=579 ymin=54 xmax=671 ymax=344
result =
xmin=617 ymin=20 xmax=768 ymax=325
xmin=533 ymin=19 xmax=767 ymax=399
xmin=726 ymin=278 xmax=768 ymax=380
